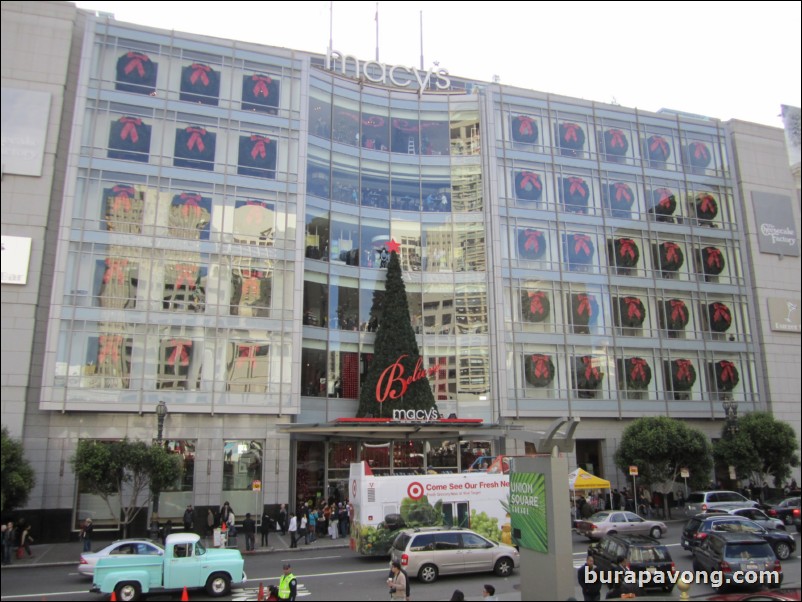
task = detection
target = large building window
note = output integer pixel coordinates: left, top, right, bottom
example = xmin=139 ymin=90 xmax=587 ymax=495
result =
xmin=222 ymin=440 xmax=263 ymax=513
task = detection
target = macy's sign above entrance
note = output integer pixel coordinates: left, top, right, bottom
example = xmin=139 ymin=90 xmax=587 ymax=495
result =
xmin=325 ymin=48 xmax=452 ymax=91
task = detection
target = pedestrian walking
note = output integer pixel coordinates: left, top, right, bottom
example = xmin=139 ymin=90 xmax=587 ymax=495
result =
xmin=288 ymin=512 xmax=298 ymax=548
xmin=278 ymin=562 xmax=297 ymax=601
xmin=183 ymin=505 xmax=194 ymax=532
xmin=242 ymin=512 xmax=256 ymax=551
xmin=450 ymin=591 xmax=465 ymax=601
xmin=19 ymin=525 xmax=34 ymax=557
xmin=207 ymin=508 xmax=215 ymax=538
xmin=261 ymin=510 xmax=273 ymax=546
xmin=278 ymin=503 xmax=288 ymax=536
xmin=578 ymin=555 xmax=602 ymax=601
xmin=1 ymin=524 xmax=12 ymax=565
xmin=299 ymin=511 xmax=308 ymax=545
xmin=307 ymin=509 xmax=317 ymax=542
xmin=80 ymin=518 xmax=93 ymax=552
xmin=482 ymin=584 xmax=498 ymax=601
xmin=387 ymin=560 xmax=407 ymax=600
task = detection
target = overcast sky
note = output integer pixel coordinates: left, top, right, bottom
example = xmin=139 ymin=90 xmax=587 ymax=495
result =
xmin=72 ymin=1 xmax=801 ymax=127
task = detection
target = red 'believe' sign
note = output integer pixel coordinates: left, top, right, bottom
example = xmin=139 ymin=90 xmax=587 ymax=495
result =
xmin=376 ymin=354 xmax=439 ymax=403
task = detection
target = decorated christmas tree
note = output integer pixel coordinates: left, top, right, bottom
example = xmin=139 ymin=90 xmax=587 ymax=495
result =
xmin=357 ymin=248 xmax=437 ymax=417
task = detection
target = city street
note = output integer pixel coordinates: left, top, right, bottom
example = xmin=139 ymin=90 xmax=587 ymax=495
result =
xmin=1 ymin=529 xmax=799 ymax=601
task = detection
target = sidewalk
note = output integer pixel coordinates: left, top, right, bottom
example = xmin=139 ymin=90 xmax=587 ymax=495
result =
xmin=0 ymin=530 xmax=351 ymax=570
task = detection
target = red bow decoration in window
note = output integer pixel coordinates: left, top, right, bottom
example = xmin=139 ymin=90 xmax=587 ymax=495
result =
xmin=607 ymin=129 xmax=626 ymax=149
xmin=629 ymin=357 xmax=649 ymax=383
xmin=703 ymin=247 xmax=724 ymax=272
xmin=517 ymin=116 xmax=536 ymax=136
xmin=617 ymin=238 xmax=638 ymax=262
xmin=710 ymin=303 xmax=732 ymax=331
xmin=185 ymin=127 xmax=207 ymax=152
xmin=178 ymin=193 xmax=202 ymax=218
xmin=98 ymin=335 xmax=123 ymax=363
xmin=561 ymin=123 xmax=582 ymax=144
xmin=690 ymin=142 xmax=710 ymax=162
xmin=576 ymin=294 xmax=594 ymax=319
xmin=174 ymin=264 xmax=197 ymax=289
xmin=531 ymin=354 xmax=552 ymax=380
xmin=696 ymin=193 xmax=718 ymax=220
xmin=580 ymin=356 xmax=601 ymax=382
xmin=655 ymin=188 xmax=675 ymax=211
xmin=241 ymin=269 xmax=264 ymax=279
xmin=572 ymin=234 xmax=592 ymax=257
xmin=250 ymin=135 xmax=271 ymax=159
xmin=168 ymin=339 xmax=191 ymax=366
xmin=189 ymin=63 xmax=211 ymax=86
xmin=528 ymin=291 xmax=547 ymax=316
xmin=669 ymin=299 xmax=687 ymax=324
xmin=567 ymin=177 xmax=587 ymax=198
xmin=119 ymin=117 xmax=142 ymax=143
xmin=392 ymin=118 xmax=420 ymax=133
xmin=648 ymin=135 xmax=670 ymax=160
xmin=523 ymin=229 xmax=543 ymax=253
xmin=518 ymin=172 xmax=541 ymax=192
xmin=661 ymin=242 xmax=683 ymax=268
xmin=103 ymin=258 xmax=128 ymax=284
xmin=623 ymin=297 xmax=644 ymax=322
xmin=674 ymin=359 xmax=694 ymax=383
xmin=111 ymin=185 xmax=135 ymax=212
xmin=251 ymin=74 xmax=272 ymax=97
xmin=236 ymin=344 xmax=261 ymax=368
xmin=124 ymin=52 xmax=150 ymax=77
xmin=613 ymin=183 xmax=633 ymax=204
xmin=715 ymin=360 xmax=740 ymax=391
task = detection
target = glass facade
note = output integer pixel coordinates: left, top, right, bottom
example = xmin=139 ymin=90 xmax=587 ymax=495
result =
xmin=29 ymin=14 xmax=763 ymax=522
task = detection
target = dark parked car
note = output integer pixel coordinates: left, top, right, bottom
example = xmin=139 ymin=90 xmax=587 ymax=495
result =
xmin=588 ymin=533 xmax=676 ymax=592
xmin=692 ymin=532 xmax=783 ymax=591
xmin=765 ymin=497 xmax=801 ymax=527
xmin=681 ymin=513 xmax=796 ymax=560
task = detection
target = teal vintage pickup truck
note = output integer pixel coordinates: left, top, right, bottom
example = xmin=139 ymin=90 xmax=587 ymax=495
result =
xmin=91 ymin=532 xmax=246 ymax=601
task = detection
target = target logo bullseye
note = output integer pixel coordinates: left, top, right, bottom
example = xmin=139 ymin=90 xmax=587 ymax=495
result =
xmin=407 ymin=482 xmax=425 ymax=500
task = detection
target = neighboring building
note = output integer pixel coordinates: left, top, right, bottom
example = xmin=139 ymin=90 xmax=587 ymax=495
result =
xmin=1 ymin=2 xmax=798 ymax=540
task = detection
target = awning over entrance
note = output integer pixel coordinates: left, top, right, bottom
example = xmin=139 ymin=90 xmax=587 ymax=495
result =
xmin=279 ymin=417 xmax=493 ymax=440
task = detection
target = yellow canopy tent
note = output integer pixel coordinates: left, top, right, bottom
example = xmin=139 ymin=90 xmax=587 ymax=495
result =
xmin=569 ymin=467 xmax=613 ymax=511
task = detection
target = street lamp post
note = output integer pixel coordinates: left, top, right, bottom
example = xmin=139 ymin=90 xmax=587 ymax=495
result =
xmin=722 ymin=399 xmax=739 ymax=436
xmin=152 ymin=401 xmax=168 ymax=520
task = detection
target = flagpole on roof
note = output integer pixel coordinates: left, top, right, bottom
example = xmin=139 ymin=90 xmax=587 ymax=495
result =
xmin=329 ymin=1 xmax=333 ymax=52
xmin=419 ymin=10 xmax=423 ymax=71
xmin=375 ymin=2 xmax=379 ymax=62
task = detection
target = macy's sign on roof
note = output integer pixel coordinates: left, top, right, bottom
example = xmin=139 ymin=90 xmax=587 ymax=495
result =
xmin=325 ymin=48 xmax=451 ymax=91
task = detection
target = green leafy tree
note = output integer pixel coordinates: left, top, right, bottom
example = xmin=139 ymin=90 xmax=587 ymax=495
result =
xmin=614 ymin=417 xmax=713 ymax=514
xmin=714 ymin=412 xmax=800 ymax=489
xmin=357 ymin=250 xmax=437 ymax=417
xmin=72 ymin=439 xmax=181 ymax=537
xmin=1 ymin=426 xmax=36 ymax=512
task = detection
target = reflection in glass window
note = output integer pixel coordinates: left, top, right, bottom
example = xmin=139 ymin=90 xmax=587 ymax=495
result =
xmin=391 ymin=165 xmax=421 ymax=211
xmin=330 ymin=275 xmax=359 ymax=331
xmin=103 ymin=184 xmax=145 ymax=233
xmin=455 ymin=285 xmax=488 ymax=334
xmin=423 ymin=224 xmax=453 ymax=272
xmin=419 ymin=114 xmax=449 ymax=155
xmin=230 ymin=264 xmax=272 ymax=317
xmin=162 ymin=261 xmax=206 ymax=312
xmin=454 ymin=223 xmax=486 ymax=272
xmin=361 ymin=106 xmax=389 ymax=151
xmin=330 ymin=212 xmax=361 ymax=265
xmin=87 ymin=333 xmax=133 ymax=389
xmin=392 ymin=220 xmax=422 ymax=272
xmin=305 ymin=207 xmax=330 ymax=260
xmin=301 ymin=345 xmax=327 ymax=397
xmin=451 ymin=165 xmax=482 ymax=212
xmin=95 ymin=257 xmax=138 ymax=309
xmin=308 ymin=90 xmax=332 ymax=139
xmin=303 ymin=273 xmax=328 ymax=327
xmin=161 ymin=440 xmax=196 ymax=492
xmin=391 ymin=110 xmax=420 ymax=154
xmin=168 ymin=193 xmax=212 ymax=240
xmin=332 ymin=95 xmax=360 ymax=145
xmin=297 ymin=441 xmax=325 ymax=504
xmin=157 ymin=337 xmax=201 ymax=390
xmin=361 ymin=160 xmax=390 ymax=209
xmin=223 ymin=440 xmax=262 ymax=491
xmin=226 ymin=341 xmax=269 ymax=392
xmin=359 ymin=282 xmax=384 ymax=333
xmin=361 ymin=217 xmax=392 ymax=269
xmin=232 ymin=200 xmax=275 ymax=246
xmin=450 ymin=110 xmax=480 ymax=155
xmin=328 ymin=344 xmax=360 ymax=398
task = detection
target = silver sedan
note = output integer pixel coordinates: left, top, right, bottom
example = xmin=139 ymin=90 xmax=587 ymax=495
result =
xmin=576 ymin=511 xmax=667 ymax=541
xmin=78 ymin=538 xmax=163 ymax=577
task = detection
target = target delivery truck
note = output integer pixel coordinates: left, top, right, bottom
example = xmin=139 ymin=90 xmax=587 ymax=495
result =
xmin=348 ymin=461 xmax=511 ymax=556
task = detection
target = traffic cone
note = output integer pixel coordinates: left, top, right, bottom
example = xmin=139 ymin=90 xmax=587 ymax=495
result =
xmin=257 ymin=582 xmax=265 ymax=601
xmin=181 ymin=586 xmax=189 ymax=601
xmin=221 ymin=521 xmax=227 ymax=533
xmin=110 ymin=593 xmax=117 ymax=602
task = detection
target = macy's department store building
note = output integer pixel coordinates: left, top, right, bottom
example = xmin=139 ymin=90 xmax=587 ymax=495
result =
xmin=2 ymin=1 xmax=799 ymax=540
